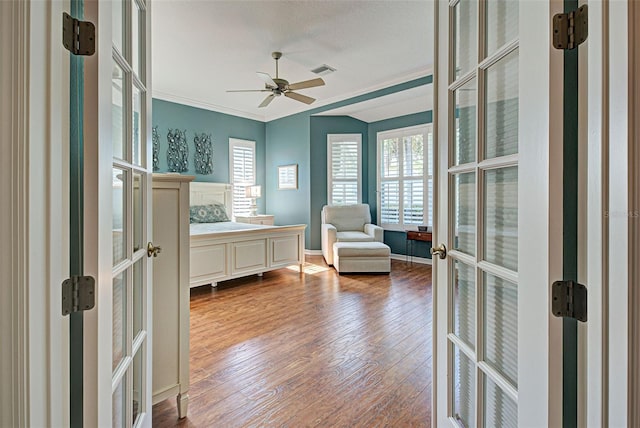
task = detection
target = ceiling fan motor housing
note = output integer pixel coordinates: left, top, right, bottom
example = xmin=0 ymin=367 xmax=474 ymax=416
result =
xmin=272 ymin=78 xmax=289 ymax=93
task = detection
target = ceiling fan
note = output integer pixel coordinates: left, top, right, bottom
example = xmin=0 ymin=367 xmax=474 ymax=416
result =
xmin=227 ymin=52 xmax=326 ymax=108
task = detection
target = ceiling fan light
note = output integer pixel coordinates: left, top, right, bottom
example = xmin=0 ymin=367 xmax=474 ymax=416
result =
xmin=311 ymin=64 xmax=336 ymax=76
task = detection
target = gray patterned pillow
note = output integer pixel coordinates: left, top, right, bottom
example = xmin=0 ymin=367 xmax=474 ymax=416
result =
xmin=189 ymin=203 xmax=229 ymax=223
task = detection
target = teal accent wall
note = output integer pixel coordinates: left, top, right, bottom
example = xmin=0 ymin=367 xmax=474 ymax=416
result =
xmin=265 ymin=113 xmax=311 ymax=242
xmin=153 ymin=76 xmax=433 ymax=251
xmin=152 ymin=99 xmax=267 ymax=213
xmin=265 ymin=76 xmax=432 ymax=250
xmin=309 ymin=116 xmax=368 ymax=250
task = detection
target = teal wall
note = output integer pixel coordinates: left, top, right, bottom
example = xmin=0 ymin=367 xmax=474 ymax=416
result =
xmin=152 ymin=99 xmax=267 ymax=212
xmin=309 ymin=116 xmax=368 ymax=250
xmin=265 ymin=113 xmax=311 ymax=240
xmin=152 ymin=76 xmax=434 ymax=253
xmin=265 ymin=76 xmax=432 ymax=249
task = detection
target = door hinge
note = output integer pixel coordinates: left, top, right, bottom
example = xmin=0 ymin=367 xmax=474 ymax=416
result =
xmin=62 ymin=12 xmax=96 ymax=56
xmin=552 ymin=280 xmax=587 ymax=322
xmin=553 ymin=5 xmax=588 ymax=50
xmin=62 ymin=275 xmax=96 ymax=316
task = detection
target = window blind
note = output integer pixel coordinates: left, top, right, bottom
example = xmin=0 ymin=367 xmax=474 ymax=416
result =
xmin=378 ymin=125 xmax=432 ymax=229
xmin=328 ymin=135 xmax=361 ymax=205
xmin=230 ymin=139 xmax=255 ymax=217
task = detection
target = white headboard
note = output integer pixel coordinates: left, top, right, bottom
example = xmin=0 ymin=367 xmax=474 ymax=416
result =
xmin=190 ymin=182 xmax=234 ymax=218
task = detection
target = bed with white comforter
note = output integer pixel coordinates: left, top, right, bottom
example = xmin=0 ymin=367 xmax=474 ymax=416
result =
xmin=189 ymin=182 xmax=306 ymax=287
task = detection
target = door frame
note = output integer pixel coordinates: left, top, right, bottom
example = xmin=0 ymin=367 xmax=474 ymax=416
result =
xmin=432 ymin=0 xmax=565 ymax=425
xmin=0 ymin=0 xmax=71 ymax=426
xmin=630 ymin=1 xmax=640 ymax=425
xmin=585 ymin=0 xmax=639 ymax=426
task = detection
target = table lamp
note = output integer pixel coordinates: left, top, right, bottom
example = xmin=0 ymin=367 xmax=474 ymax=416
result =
xmin=245 ymin=185 xmax=261 ymax=216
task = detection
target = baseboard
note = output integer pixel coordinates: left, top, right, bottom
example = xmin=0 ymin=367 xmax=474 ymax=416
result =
xmin=306 ymin=249 xmax=431 ymax=265
xmin=391 ymin=253 xmax=432 ymax=265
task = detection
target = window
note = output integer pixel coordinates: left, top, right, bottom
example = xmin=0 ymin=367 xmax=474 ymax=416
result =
xmin=377 ymin=124 xmax=433 ymax=230
xmin=327 ymin=134 xmax=362 ymax=205
xmin=229 ymin=138 xmax=255 ymax=217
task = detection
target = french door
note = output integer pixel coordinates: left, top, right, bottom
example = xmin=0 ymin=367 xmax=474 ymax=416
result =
xmin=434 ymin=0 xmax=565 ymax=426
xmin=82 ymin=0 xmax=153 ymax=426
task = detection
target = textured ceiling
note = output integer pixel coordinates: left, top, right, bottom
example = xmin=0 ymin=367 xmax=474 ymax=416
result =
xmin=152 ymin=1 xmax=434 ymax=122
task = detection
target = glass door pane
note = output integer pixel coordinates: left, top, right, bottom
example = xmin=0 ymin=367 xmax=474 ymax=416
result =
xmin=485 ymin=50 xmax=519 ymax=159
xmin=113 ymin=168 xmax=127 ymax=265
xmin=453 ymin=260 xmax=475 ymax=348
xmin=113 ymin=377 xmax=126 ymax=428
xmin=453 ymin=346 xmax=476 ymax=427
xmin=453 ymin=79 xmax=477 ymax=165
xmin=448 ymin=0 xmax=519 ymax=424
xmin=484 ymin=166 xmax=518 ymax=271
xmin=113 ymin=271 xmax=127 ymax=371
xmin=112 ymin=62 xmax=125 ymax=160
xmin=486 ymin=0 xmax=519 ymax=57
xmin=132 ymin=348 xmax=144 ymax=424
xmin=132 ymin=86 xmax=143 ymax=166
xmin=484 ymin=375 xmax=518 ymax=427
xmin=453 ymin=0 xmax=477 ymax=79
xmin=483 ymin=273 xmax=518 ymax=386
xmin=454 ymin=172 xmax=476 ymax=255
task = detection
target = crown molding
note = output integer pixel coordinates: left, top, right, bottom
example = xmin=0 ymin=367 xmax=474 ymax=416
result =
xmin=153 ymin=67 xmax=433 ymax=124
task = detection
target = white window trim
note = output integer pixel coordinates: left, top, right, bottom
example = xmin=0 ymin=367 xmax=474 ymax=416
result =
xmin=377 ymin=123 xmax=433 ymax=231
xmin=229 ymin=138 xmax=256 ymax=218
xmin=327 ymin=133 xmax=362 ymax=206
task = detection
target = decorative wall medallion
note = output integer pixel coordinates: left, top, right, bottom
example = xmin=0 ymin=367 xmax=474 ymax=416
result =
xmin=166 ymin=128 xmax=189 ymax=172
xmin=193 ymin=133 xmax=213 ymax=175
xmin=152 ymin=126 xmax=160 ymax=171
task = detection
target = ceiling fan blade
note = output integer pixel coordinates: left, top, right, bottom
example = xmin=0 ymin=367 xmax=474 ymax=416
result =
xmin=226 ymin=89 xmax=271 ymax=93
xmin=284 ymin=91 xmax=315 ymax=105
xmin=256 ymin=72 xmax=277 ymax=88
xmin=258 ymin=94 xmax=276 ymax=108
xmin=287 ymin=77 xmax=325 ymax=91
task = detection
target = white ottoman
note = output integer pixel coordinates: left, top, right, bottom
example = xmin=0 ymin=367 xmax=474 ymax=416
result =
xmin=332 ymin=241 xmax=391 ymax=274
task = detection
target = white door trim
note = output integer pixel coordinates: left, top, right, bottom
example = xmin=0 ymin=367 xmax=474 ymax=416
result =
xmin=630 ymin=1 xmax=640 ymax=425
xmin=586 ymin=0 xmax=609 ymax=425
xmin=606 ymin=1 xmax=631 ymax=426
xmin=0 ymin=0 xmax=71 ymax=426
xmin=430 ymin=1 xmax=440 ymax=426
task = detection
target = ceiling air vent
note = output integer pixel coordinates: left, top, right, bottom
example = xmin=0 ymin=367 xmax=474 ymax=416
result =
xmin=311 ymin=64 xmax=336 ymax=76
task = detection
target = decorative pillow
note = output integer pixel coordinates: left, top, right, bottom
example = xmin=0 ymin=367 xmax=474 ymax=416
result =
xmin=189 ymin=203 xmax=229 ymax=223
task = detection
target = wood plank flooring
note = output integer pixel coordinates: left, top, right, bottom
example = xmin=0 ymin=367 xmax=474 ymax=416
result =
xmin=152 ymin=256 xmax=432 ymax=427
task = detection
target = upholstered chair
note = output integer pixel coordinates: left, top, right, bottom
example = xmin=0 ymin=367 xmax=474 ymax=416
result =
xmin=321 ymin=204 xmax=383 ymax=265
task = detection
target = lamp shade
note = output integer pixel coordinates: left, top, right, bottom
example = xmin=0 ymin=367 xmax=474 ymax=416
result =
xmin=245 ymin=185 xmax=262 ymax=198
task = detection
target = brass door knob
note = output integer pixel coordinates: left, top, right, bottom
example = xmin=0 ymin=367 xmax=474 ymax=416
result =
xmin=147 ymin=242 xmax=162 ymax=258
xmin=430 ymin=243 xmax=447 ymax=260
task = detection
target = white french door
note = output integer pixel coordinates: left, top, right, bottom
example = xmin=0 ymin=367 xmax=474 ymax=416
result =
xmin=434 ymin=0 xmax=565 ymax=426
xmin=83 ymin=0 xmax=153 ymax=426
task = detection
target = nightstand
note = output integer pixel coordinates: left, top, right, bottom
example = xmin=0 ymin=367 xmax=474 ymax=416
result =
xmin=235 ymin=214 xmax=275 ymax=226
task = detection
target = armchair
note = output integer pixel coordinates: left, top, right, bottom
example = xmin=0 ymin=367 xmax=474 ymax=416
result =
xmin=321 ymin=204 xmax=383 ymax=265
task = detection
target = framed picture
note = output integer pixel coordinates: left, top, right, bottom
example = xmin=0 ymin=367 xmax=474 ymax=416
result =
xmin=278 ymin=164 xmax=298 ymax=189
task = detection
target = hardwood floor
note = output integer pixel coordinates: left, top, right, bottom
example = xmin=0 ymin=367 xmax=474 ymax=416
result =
xmin=152 ymin=255 xmax=432 ymax=427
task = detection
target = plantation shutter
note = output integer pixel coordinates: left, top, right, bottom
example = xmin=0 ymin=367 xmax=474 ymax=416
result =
xmin=378 ymin=125 xmax=432 ymax=229
xmin=229 ymin=139 xmax=255 ymax=217
xmin=328 ymin=135 xmax=361 ymax=205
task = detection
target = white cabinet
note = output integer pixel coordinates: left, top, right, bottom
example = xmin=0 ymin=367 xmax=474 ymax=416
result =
xmin=151 ymin=173 xmax=194 ymax=418
xmin=235 ymin=214 xmax=274 ymax=225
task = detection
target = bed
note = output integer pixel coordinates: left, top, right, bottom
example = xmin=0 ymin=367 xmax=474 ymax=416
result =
xmin=189 ymin=182 xmax=306 ymax=287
